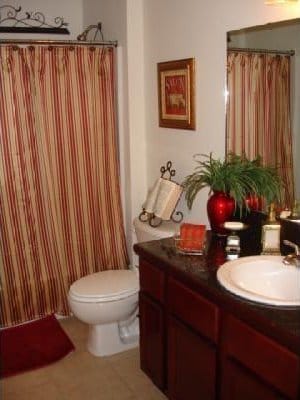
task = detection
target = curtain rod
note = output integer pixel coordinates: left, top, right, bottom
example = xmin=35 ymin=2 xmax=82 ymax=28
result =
xmin=0 ymin=39 xmax=118 ymax=47
xmin=228 ymin=47 xmax=294 ymax=56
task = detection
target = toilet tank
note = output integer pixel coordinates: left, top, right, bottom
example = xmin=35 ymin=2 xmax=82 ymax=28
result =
xmin=133 ymin=217 xmax=179 ymax=243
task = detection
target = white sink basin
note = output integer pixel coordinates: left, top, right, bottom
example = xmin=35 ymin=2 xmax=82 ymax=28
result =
xmin=217 ymin=255 xmax=300 ymax=306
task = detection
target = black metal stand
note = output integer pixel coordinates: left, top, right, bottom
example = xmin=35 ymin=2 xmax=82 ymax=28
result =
xmin=138 ymin=161 xmax=183 ymax=227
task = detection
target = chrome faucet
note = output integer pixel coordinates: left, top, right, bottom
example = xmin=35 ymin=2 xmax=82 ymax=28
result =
xmin=282 ymin=240 xmax=300 ymax=268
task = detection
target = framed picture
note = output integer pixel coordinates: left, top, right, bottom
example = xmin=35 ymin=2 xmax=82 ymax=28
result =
xmin=157 ymin=58 xmax=195 ymax=130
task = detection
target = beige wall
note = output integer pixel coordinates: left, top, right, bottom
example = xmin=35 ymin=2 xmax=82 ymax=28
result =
xmin=144 ymin=0 xmax=300 ymax=226
xmin=83 ymin=0 xmax=300 ymax=262
xmin=4 ymin=0 xmax=299 ymax=261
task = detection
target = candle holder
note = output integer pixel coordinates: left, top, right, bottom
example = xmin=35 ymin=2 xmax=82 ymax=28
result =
xmin=223 ymin=222 xmax=248 ymax=260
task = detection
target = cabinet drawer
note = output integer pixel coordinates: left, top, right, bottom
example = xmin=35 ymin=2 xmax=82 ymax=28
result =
xmin=139 ymin=260 xmax=165 ymax=303
xmin=168 ymin=277 xmax=219 ymax=343
xmin=223 ymin=315 xmax=300 ymax=399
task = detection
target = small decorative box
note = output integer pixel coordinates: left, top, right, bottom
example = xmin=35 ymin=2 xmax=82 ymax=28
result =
xmin=174 ymin=223 xmax=206 ymax=254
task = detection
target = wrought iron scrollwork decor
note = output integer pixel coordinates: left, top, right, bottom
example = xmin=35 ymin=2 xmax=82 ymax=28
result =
xmin=0 ymin=5 xmax=69 ymax=34
xmin=160 ymin=160 xmax=176 ymax=180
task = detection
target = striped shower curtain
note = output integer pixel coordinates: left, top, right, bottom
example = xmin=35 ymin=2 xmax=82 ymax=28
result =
xmin=226 ymin=51 xmax=295 ymax=208
xmin=0 ymin=45 xmax=129 ymax=327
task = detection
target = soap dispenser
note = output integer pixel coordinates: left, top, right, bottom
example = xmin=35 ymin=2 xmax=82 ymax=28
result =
xmin=261 ymin=203 xmax=281 ymax=255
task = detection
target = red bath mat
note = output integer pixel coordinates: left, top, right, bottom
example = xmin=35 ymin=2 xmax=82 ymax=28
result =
xmin=0 ymin=314 xmax=75 ymax=378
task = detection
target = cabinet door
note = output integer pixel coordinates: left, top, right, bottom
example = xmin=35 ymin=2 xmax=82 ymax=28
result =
xmin=221 ymin=358 xmax=288 ymax=400
xmin=139 ymin=292 xmax=165 ymax=390
xmin=221 ymin=314 xmax=300 ymax=400
xmin=168 ymin=316 xmax=217 ymax=400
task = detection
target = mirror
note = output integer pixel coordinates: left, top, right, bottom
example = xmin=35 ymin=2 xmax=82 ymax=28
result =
xmin=226 ymin=18 xmax=300 ymax=207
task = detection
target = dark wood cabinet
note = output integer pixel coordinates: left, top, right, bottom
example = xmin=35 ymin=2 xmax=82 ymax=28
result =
xmin=135 ymin=238 xmax=300 ymax=400
xmin=139 ymin=292 xmax=165 ymax=389
xmin=167 ymin=277 xmax=219 ymax=343
xmin=221 ymin=358 xmax=288 ymax=400
xmin=221 ymin=314 xmax=300 ymax=400
xmin=168 ymin=316 xmax=217 ymax=400
xmin=167 ymin=277 xmax=219 ymax=400
xmin=138 ymin=259 xmax=166 ymax=390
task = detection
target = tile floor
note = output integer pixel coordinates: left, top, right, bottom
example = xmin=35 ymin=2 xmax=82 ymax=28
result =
xmin=1 ymin=318 xmax=167 ymax=400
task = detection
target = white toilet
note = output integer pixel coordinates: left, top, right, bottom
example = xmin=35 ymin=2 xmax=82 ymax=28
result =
xmin=68 ymin=217 xmax=178 ymax=356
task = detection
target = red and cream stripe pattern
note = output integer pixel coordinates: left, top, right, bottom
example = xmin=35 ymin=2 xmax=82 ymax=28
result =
xmin=226 ymin=51 xmax=295 ymax=208
xmin=0 ymin=45 xmax=129 ymax=327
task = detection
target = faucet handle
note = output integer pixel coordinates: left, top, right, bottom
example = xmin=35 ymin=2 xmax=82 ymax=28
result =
xmin=283 ymin=240 xmax=300 ymax=256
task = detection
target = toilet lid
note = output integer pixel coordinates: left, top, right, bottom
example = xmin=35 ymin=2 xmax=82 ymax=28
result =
xmin=69 ymin=270 xmax=139 ymax=302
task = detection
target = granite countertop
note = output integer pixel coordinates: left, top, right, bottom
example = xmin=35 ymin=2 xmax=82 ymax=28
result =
xmin=134 ymin=233 xmax=300 ymax=355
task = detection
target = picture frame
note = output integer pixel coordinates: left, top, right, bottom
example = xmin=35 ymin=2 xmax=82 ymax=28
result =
xmin=157 ymin=58 xmax=195 ymax=130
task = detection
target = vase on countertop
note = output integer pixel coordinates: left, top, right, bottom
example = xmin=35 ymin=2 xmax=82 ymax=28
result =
xmin=207 ymin=191 xmax=235 ymax=236
xmin=245 ymin=194 xmax=263 ymax=212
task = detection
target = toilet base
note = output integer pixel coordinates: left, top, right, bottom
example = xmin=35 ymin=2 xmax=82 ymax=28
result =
xmin=87 ymin=321 xmax=139 ymax=357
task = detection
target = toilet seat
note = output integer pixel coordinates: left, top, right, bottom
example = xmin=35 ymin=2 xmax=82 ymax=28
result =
xmin=69 ymin=270 xmax=139 ymax=303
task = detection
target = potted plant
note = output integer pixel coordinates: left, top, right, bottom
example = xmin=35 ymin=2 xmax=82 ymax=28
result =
xmin=183 ymin=153 xmax=282 ymax=235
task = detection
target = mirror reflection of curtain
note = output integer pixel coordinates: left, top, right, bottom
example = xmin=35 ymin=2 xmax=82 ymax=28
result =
xmin=0 ymin=45 xmax=129 ymax=327
xmin=226 ymin=51 xmax=295 ymax=208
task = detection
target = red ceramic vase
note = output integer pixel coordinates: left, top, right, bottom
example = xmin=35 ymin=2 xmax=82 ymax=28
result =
xmin=245 ymin=194 xmax=263 ymax=211
xmin=207 ymin=191 xmax=235 ymax=236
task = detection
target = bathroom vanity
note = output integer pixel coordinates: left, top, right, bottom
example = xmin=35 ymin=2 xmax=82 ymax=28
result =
xmin=134 ymin=233 xmax=300 ymax=400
